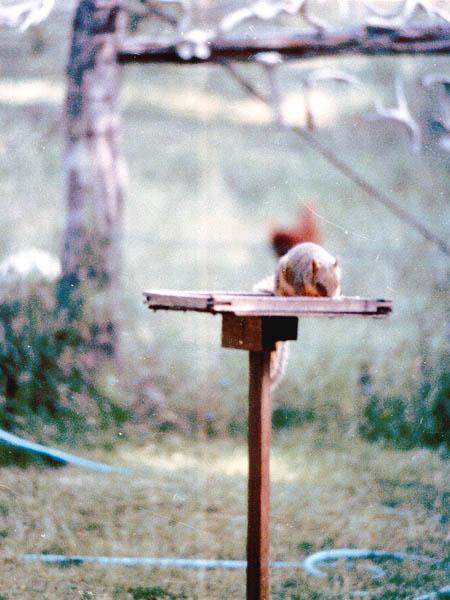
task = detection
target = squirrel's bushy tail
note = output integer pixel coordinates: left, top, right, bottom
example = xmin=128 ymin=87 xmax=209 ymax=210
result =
xmin=270 ymin=341 xmax=289 ymax=389
xmin=253 ymin=276 xmax=289 ymax=389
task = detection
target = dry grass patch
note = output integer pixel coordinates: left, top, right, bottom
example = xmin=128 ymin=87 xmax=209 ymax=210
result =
xmin=0 ymin=428 xmax=448 ymax=598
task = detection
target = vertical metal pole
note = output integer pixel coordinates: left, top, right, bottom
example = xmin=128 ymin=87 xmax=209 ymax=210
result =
xmin=247 ymin=350 xmax=272 ymax=600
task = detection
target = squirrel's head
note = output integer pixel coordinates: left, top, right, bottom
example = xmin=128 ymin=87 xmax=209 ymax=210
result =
xmin=311 ymin=256 xmax=341 ymax=298
xmin=275 ymin=243 xmax=342 ymax=298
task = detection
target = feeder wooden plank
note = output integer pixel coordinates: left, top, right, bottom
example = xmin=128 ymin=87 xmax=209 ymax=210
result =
xmin=143 ymin=290 xmax=392 ymax=317
xmin=144 ymin=290 xmax=213 ymax=312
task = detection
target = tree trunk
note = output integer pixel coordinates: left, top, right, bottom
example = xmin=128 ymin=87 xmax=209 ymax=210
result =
xmin=59 ymin=0 xmax=126 ymax=361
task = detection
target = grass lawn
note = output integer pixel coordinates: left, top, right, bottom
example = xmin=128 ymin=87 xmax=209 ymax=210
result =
xmin=1 ymin=427 xmax=448 ymax=599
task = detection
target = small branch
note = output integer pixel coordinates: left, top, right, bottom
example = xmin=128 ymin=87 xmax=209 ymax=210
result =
xmin=367 ymin=77 xmax=421 ymax=153
xmin=141 ymin=5 xmax=179 ymax=27
xmin=118 ymin=23 xmax=450 ymax=63
xmin=302 ymin=67 xmax=363 ymax=129
xmin=0 ymin=0 xmax=55 ymax=31
xmin=255 ymin=52 xmax=285 ymax=126
xmin=219 ymin=60 xmax=268 ymax=103
xmin=218 ymin=0 xmax=329 ymax=36
xmin=365 ymin=0 xmax=450 ymax=29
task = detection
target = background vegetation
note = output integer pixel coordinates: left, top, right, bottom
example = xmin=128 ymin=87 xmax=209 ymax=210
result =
xmin=0 ymin=1 xmax=448 ymax=598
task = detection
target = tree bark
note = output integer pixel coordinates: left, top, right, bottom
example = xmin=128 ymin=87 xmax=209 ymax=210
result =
xmin=60 ymin=0 xmax=126 ymax=360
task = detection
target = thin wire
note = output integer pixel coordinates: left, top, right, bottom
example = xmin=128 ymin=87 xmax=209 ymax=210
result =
xmin=298 ymin=199 xmax=377 ymax=242
xmin=290 ymin=125 xmax=450 ymax=256
xmin=222 ymin=61 xmax=450 ymax=257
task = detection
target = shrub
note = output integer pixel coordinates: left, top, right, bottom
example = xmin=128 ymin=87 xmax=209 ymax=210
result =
xmin=272 ymin=403 xmax=315 ymax=430
xmin=127 ymin=587 xmax=187 ymax=600
xmin=358 ymin=355 xmax=449 ymax=450
xmin=0 ymin=250 xmax=127 ymax=446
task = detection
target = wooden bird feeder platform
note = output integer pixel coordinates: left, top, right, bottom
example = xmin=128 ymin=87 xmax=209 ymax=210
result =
xmin=143 ymin=290 xmax=392 ymax=600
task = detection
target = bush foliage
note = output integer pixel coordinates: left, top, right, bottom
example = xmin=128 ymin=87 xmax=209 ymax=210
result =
xmin=0 ymin=263 xmax=127 ymax=446
xmin=359 ymin=355 xmax=449 ymax=450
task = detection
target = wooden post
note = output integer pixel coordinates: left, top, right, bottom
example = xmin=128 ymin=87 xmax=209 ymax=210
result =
xmin=222 ymin=313 xmax=298 ymax=599
xmin=247 ymin=349 xmax=272 ymax=600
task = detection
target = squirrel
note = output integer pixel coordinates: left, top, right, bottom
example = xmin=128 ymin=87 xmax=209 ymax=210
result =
xmin=270 ymin=203 xmax=321 ymax=258
xmin=254 ymin=242 xmax=341 ymax=387
xmin=276 ymin=242 xmax=341 ymax=298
